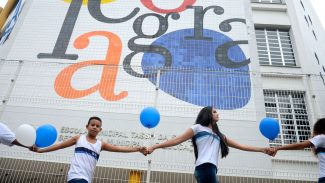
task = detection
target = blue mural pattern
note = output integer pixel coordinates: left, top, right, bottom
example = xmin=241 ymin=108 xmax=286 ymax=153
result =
xmin=142 ymin=29 xmax=251 ymax=109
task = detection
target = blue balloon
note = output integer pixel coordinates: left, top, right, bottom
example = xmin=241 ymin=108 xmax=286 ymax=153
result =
xmin=259 ymin=117 xmax=280 ymax=140
xmin=36 ymin=124 xmax=58 ymax=148
xmin=140 ymin=107 xmax=160 ymax=128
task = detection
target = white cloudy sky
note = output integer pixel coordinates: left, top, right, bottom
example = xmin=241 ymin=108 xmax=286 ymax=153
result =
xmin=0 ymin=0 xmax=324 ymax=29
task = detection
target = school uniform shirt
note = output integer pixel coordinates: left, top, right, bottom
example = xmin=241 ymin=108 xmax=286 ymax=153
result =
xmin=0 ymin=122 xmax=16 ymax=146
xmin=310 ymin=134 xmax=325 ymax=178
xmin=67 ymin=135 xmax=102 ymax=183
xmin=191 ymin=124 xmax=221 ymax=167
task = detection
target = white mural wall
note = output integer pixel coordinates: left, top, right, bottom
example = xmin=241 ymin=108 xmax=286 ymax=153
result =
xmin=0 ymin=0 xmax=274 ymax=177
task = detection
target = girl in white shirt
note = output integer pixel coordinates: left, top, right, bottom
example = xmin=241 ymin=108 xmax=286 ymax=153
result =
xmin=271 ymin=118 xmax=325 ymax=183
xmin=146 ymin=106 xmax=271 ymax=183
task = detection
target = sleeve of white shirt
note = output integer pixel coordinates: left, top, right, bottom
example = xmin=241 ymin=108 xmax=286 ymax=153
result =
xmin=0 ymin=122 xmax=16 ymax=146
xmin=309 ymin=135 xmax=325 ymax=148
xmin=190 ymin=124 xmax=199 ymax=135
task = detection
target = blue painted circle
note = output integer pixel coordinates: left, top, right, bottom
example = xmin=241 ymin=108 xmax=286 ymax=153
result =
xmin=142 ymin=29 xmax=251 ymax=109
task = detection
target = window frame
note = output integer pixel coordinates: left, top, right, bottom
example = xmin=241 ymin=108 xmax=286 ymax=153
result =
xmin=255 ymin=28 xmax=296 ymax=67
xmin=263 ymin=90 xmax=311 ymax=147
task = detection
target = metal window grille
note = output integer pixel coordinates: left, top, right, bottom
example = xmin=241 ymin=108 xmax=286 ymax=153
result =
xmin=255 ymin=28 xmax=296 ymax=66
xmin=263 ymin=90 xmax=311 ymax=146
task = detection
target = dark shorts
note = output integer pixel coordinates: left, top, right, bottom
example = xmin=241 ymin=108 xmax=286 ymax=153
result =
xmin=68 ymin=178 xmax=88 ymax=183
xmin=194 ymin=163 xmax=218 ymax=183
xmin=319 ymin=177 xmax=325 ymax=183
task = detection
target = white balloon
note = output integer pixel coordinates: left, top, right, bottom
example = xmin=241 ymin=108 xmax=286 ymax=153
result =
xmin=16 ymin=124 xmax=36 ymax=146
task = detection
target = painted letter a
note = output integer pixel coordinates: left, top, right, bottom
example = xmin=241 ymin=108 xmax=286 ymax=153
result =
xmin=54 ymin=31 xmax=128 ymax=101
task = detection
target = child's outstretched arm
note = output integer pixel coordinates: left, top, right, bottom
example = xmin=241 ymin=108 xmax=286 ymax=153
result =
xmin=227 ymin=138 xmax=271 ymax=155
xmin=269 ymin=140 xmax=313 ymax=156
xmin=274 ymin=140 xmax=313 ymax=151
xmin=101 ymin=142 xmax=146 ymax=155
xmin=11 ymin=139 xmax=32 ymax=149
xmin=146 ymin=128 xmax=194 ymax=154
xmin=33 ymin=135 xmax=79 ymax=153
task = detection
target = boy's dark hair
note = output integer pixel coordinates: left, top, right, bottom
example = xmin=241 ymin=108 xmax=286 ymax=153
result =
xmin=313 ymin=118 xmax=325 ymax=136
xmin=87 ymin=116 xmax=102 ymax=125
xmin=191 ymin=106 xmax=229 ymax=159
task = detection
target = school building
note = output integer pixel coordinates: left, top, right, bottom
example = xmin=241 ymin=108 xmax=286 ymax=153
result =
xmin=0 ymin=0 xmax=324 ymax=182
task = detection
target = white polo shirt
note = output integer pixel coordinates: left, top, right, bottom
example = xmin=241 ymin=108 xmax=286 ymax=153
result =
xmin=0 ymin=122 xmax=16 ymax=146
xmin=310 ymin=134 xmax=325 ymax=178
xmin=191 ymin=124 xmax=221 ymax=167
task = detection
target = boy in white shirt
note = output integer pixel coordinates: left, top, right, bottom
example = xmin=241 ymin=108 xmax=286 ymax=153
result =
xmin=32 ymin=116 xmax=147 ymax=183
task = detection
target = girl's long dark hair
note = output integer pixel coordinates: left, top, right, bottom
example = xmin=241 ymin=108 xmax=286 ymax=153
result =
xmin=191 ymin=106 xmax=229 ymax=159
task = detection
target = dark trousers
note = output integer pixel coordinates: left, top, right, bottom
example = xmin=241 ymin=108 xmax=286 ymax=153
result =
xmin=319 ymin=177 xmax=325 ymax=183
xmin=68 ymin=178 xmax=88 ymax=183
xmin=194 ymin=163 xmax=218 ymax=183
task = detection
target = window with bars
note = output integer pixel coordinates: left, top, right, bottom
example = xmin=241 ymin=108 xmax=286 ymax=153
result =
xmin=251 ymin=0 xmax=286 ymax=4
xmin=263 ymin=90 xmax=311 ymax=147
xmin=255 ymin=28 xmax=296 ymax=66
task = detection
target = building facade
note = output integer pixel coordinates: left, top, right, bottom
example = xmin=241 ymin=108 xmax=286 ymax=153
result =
xmin=0 ymin=0 xmax=324 ymax=182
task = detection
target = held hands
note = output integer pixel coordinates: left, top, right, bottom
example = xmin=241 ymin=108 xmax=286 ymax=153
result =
xmin=139 ymin=146 xmax=156 ymax=156
xmin=29 ymin=145 xmax=40 ymax=153
xmin=269 ymin=147 xmax=278 ymax=156
xmin=138 ymin=147 xmax=148 ymax=156
xmin=29 ymin=144 xmax=280 ymax=157
xmin=142 ymin=146 xmax=279 ymax=156
xmin=262 ymin=147 xmax=278 ymax=157
xmin=146 ymin=146 xmax=155 ymax=155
